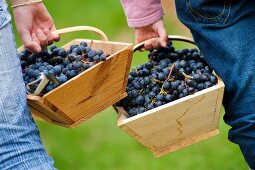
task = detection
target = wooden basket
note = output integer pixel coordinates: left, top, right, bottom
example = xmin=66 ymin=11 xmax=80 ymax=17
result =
xmin=115 ymin=35 xmax=225 ymax=157
xmin=19 ymin=26 xmax=133 ymax=128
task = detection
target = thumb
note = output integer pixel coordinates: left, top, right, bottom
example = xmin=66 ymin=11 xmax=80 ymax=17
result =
xmin=157 ymin=22 xmax=168 ymax=48
xmin=50 ymin=25 xmax=60 ymax=42
xmin=152 ymin=19 xmax=168 ymax=48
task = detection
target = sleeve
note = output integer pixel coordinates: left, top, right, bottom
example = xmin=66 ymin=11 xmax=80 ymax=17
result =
xmin=120 ymin=0 xmax=164 ymax=28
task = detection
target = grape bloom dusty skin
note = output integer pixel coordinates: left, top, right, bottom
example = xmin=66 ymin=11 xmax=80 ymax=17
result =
xmin=19 ymin=42 xmax=108 ymax=95
xmin=116 ymin=41 xmax=217 ymax=117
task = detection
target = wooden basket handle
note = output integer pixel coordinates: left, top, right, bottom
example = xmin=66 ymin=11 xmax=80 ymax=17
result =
xmin=133 ymin=35 xmax=195 ymax=52
xmin=52 ymin=26 xmax=108 ymax=41
xmin=18 ymin=26 xmax=108 ymax=52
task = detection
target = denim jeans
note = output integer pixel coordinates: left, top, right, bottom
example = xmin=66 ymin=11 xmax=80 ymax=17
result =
xmin=175 ymin=0 xmax=255 ymax=168
xmin=0 ymin=0 xmax=55 ymax=169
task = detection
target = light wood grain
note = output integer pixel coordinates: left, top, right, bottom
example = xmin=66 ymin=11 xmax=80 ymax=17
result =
xmin=52 ymin=26 xmax=109 ymax=41
xmin=154 ymin=129 xmax=219 ymax=157
xmin=43 ymin=40 xmax=133 ymax=122
xmin=19 ymin=34 xmax=133 ymax=127
xmin=117 ymin=78 xmax=225 ymax=157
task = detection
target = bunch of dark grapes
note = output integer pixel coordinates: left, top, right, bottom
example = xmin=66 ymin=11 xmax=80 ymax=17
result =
xmin=19 ymin=41 xmax=108 ymax=95
xmin=116 ymin=41 xmax=218 ymax=117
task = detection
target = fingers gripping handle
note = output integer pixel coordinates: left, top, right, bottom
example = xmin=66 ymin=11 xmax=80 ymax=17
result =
xmin=133 ymin=35 xmax=195 ymax=52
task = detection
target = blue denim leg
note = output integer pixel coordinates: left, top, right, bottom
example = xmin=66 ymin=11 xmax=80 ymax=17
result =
xmin=0 ymin=1 xmax=56 ymax=170
xmin=175 ymin=0 xmax=255 ymax=168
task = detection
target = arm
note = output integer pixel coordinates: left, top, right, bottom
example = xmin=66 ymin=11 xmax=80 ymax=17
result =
xmin=121 ymin=0 xmax=168 ymax=50
xmin=10 ymin=0 xmax=60 ymax=53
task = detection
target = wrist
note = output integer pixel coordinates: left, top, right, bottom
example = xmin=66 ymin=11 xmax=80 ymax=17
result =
xmin=11 ymin=0 xmax=42 ymax=8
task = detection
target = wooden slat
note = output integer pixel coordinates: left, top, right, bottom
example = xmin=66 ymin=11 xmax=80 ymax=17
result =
xmin=20 ymin=37 xmax=133 ymax=127
xmin=30 ymin=106 xmax=53 ymax=123
xmin=27 ymin=97 xmax=74 ymax=124
xmin=53 ymin=92 xmax=127 ymax=128
xmin=154 ymin=129 xmax=219 ymax=157
xmin=43 ymin=42 xmax=133 ymax=122
xmin=122 ymin=47 xmax=133 ymax=94
xmin=117 ymin=79 xmax=225 ymax=157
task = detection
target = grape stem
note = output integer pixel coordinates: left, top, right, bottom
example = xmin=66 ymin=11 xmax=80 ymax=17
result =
xmin=89 ymin=40 xmax=94 ymax=48
xmin=159 ymin=84 xmax=168 ymax=95
xmin=167 ymin=63 xmax=175 ymax=81
xmin=138 ymin=88 xmax=144 ymax=95
xmin=182 ymin=72 xmax=193 ymax=79
xmin=151 ymin=98 xmax=156 ymax=104
xmin=152 ymin=78 xmax=164 ymax=84
xmin=134 ymin=67 xmax=138 ymax=73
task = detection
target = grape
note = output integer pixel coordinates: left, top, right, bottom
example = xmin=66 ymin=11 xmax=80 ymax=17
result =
xmin=78 ymin=45 xmax=86 ymax=53
xmin=67 ymin=54 xmax=76 ymax=62
xmin=82 ymin=63 xmax=90 ymax=70
xmin=58 ymin=48 xmax=67 ymax=57
xmin=97 ymin=49 xmax=104 ymax=56
xmin=136 ymin=95 xmax=145 ymax=105
xmin=70 ymin=70 xmax=77 ymax=78
xmin=147 ymin=104 xmax=154 ymax=110
xmin=57 ymin=74 xmax=68 ymax=84
xmin=80 ymin=42 xmax=87 ymax=47
xmin=156 ymin=101 xmax=163 ymax=107
xmin=89 ymin=63 xmax=95 ymax=68
xmin=29 ymin=54 xmax=37 ymax=63
xmin=93 ymin=55 xmax=100 ymax=63
xmin=53 ymin=65 xmax=62 ymax=75
xmin=70 ymin=45 xmax=78 ymax=51
xmin=76 ymin=55 xmax=82 ymax=61
xmin=144 ymin=77 xmax=151 ymax=85
xmin=138 ymin=70 xmax=145 ymax=77
xmin=163 ymin=81 xmax=171 ymax=90
xmin=144 ymin=95 xmax=151 ymax=104
xmin=130 ymin=70 xmax=137 ymax=77
xmin=75 ymin=61 xmax=83 ymax=69
xmin=116 ymin=41 xmax=218 ymax=117
xmin=50 ymin=45 xmax=57 ymax=52
xmin=18 ymin=42 xmax=109 ymax=96
xmin=51 ymin=48 xmax=59 ymax=56
xmin=165 ymin=94 xmax=174 ymax=102
xmin=20 ymin=61 xmax=28 ymax=69
xmin=46 ymin=84 xmax=54 ymax=92
xmin=156 ymin=94 xmax=163 ymax=101
xmin=197 ymin=83 xmax=204 ymax=91
xmin=180 ymin=60 xmax=188 ymax=67
xmin=19 ymin=53 xmax=27 ymax=61
xmin=55 ymin=56 xmax=63 ymax=64
xmin=177 ymin=85 xmax=185 ymax=93
xmin=88 ymin=50 xmax=97 ymax=58
xmin=85 ymin=47 xmax=91 ymax=53
xmin=145 ymin=61 xmax=153 ymax=69
xmin=39 ymin=66 xmax=47 ymax=72
xmin=87 ymin=58 xmax=93 ymax=62
xmin=152 ymin=86 xmax=160 ymax=93
xmin=100 ymin=54 xmax=106 ymax=61
xmin=149 ymin=91 xmax=156 ymax=98
xmin=157 ymin=73 xmax=166 ymax=81
xmin=193 ymin=74 xmax=202 ymax=82
xmin=210 ymin=75 xmax=217 ymax=84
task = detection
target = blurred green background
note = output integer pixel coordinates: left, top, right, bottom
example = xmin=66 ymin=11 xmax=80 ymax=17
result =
xmin=9 ymin=0 xmax=247 ymax=169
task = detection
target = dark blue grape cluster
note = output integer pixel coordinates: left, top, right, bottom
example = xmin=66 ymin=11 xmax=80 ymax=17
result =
xmin=116 ymin=41 xmax=218 ymax=117
xmin=19 ymin=41 xmax=108 ymax=95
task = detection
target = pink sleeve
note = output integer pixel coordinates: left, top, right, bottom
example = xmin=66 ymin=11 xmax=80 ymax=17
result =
xmin=120 ymin=0 xmax=164 ymax=28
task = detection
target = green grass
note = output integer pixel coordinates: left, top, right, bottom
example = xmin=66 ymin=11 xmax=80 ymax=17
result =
xmin=9 ymin=0 xmax=248 ymax=169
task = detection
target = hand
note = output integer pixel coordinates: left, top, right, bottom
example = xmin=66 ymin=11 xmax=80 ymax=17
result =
xmin=135 ymin=19 xmax=168 ymax=51
xmin=13 ymin=2 xmax=60 ymax=53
